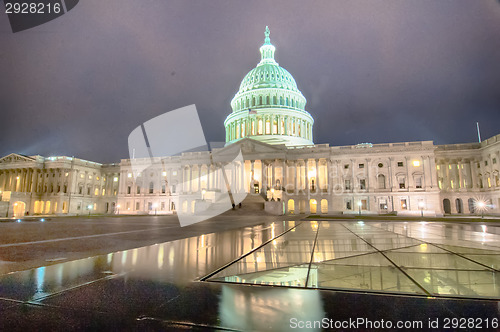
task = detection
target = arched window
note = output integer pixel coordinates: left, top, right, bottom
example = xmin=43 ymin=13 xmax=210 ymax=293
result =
xmin=309 ymin=199 xmax=317 ymax=214
xmin=288 ymin=199 xmax=295 ymax=214
xmin=443 ymin=199 xmax=451 ymax=214
xmin=321 ymin=199 xmax=328 ymax=214
xmin=377 ymin=174 xmax=386 ymax=189
xmin=149 ymin=182 xmax=154 ymax=194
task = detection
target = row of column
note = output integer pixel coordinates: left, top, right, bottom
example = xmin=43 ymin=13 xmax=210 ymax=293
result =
xmin=226 ymin=114 xmax=312 ymax=141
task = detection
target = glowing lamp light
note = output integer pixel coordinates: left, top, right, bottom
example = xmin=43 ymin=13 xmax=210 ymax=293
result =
xmin=16 ymin=176 xmax=20 ymax=180
xmin=413 ymin=160 xmax=420 ymax=167
xmin=17 ymin=219 xmax=21 ymax=223
xmin=357 ymin=201 xmax=362 ymax=207
xmin=476 ymin=201 xmax=486 ymax=209
xmin=418 ymin=201 xmax=425 ymax=208
xmin=88 ymin=205 xmax=92 ymax=209
xmin=40 ymin=218 xmax=45 ymax=222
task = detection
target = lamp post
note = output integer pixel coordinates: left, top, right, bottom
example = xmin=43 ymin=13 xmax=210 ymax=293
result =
xmin=153 ymin=203 xmax=157 ymax=216
xmin=116 ymin=204 xmax=120 ymax=215
xmin=88 ymin=204 xmax=92 ymax=216
xmin=271 ymin=188 xmax=275 ymax=201
xmin=477 ymin=201 xmax=486 ymax=219
xmin=418 ymin=201 xmax=424 ymax=217
xmin=358 ymin=201 xmax=362 ymax=215
xmin=201 ymin=189 xmax=206 ymax=200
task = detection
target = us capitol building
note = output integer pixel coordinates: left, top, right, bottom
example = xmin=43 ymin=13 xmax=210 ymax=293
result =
xmin=1 ymin=28 xmax=499 ymax=218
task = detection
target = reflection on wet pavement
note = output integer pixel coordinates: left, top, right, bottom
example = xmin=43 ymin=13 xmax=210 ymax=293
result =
xmin=0 ymin=220 xmax=499 ymax=330
xmin=208 ymin=221 xmax=500 ymax=299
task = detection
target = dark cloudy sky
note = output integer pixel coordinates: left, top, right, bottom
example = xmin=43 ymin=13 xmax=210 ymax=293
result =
xmin=1 ymin=0 xmax=499 ymax=163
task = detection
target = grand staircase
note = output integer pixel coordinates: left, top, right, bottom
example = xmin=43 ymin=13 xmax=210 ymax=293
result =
xmin=221 ymin=193 xmax=267 ymax=215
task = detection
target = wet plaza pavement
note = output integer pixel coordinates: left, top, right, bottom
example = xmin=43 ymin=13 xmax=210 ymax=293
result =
xmin=0 ymin=219 xmax=499 ymax=330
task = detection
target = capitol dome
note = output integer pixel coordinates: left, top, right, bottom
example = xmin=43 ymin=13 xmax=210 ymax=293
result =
xmin=224 ymin=27 xmax=314 ymax=146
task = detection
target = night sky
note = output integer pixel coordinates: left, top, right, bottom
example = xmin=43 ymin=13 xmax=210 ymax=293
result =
xmin=1 ymin=0 xmax=499 ymax=163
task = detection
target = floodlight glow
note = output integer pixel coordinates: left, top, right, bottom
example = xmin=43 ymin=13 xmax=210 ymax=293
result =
xmin=413 ymin=160 xmax=420 ymax=167
xmin=40 ymin=218 xmax=45 ymax=222
xmin=17 ymin=219 xmax=21 ymax=223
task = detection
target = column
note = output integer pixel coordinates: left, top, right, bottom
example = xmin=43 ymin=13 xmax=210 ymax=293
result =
xmin=261 ymin=160 xmax=267 ymax=191
xmin=271 ymin=160 xmax=275 ymax=188
xmin=469 ymin=160 xmax=477 ymax=189
xmin=314 ymin=159 xmax=319 ymax=191
xmin=365 ymin=158 xmax=371 ymax=192
xmin=305 ymin=159 xmax=309 ymax=193
xmin=388 ymin=157 xmax=395 ymax=191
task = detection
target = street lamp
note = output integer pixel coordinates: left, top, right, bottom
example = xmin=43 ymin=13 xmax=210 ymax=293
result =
xmin=153 ymin=203 xmax=157 ymax=216
xmin=476 ymin=201 xmax=486 ymax=219
xmin=116 ymin=204 xmax=120 ymax=215
xmin=358 ymin=201 xmax=362 ymax=215
xmin=418 ymin=201 xmax=425 ymax=217
xmin=88 ymin=204 xmax=92 ymax=216
xmin=201 ymin=189 xmax=206 ymax=200
xmin=270 ymin=188 xmax=275 ymax=201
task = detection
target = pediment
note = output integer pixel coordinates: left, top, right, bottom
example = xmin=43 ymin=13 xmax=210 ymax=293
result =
xmin=228 ymin=138 xmax=286 ymax=153
xmin=0 ymin=153 xmax=35 ymax=164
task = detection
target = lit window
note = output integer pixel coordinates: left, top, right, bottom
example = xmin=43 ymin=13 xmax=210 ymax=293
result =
xmin=415 ymin=177 xmax=422 ymax=189
xmin=80 ymin=174 xmax=84 ymax=178
xmin=437 ymin=165 xmax=440 ymax=170
xmin=412 ymin=160 xmax=420 ymax=167
xmin=65 ymin=172 xmax=69 ymax=177
xmin=94 ymin=188 xmax=99 ymax=196
xmin=89 ymin=175 xmax=92 ymax=180
xmin=96 ymin=176 xmax=100 ymax=181
xmin=448 ymin=165 xmax=452 ymax=170
xmin=162 ymin=171 xmax=167 ymax=176
xmin=127 ymin=173 xmax=132 ymax=178
xmin=113 ymin=177 xmax=118 ymax=182
xmin=102 ymin=189 xmax=105 ymax=196
xmin=399 ymin=177 xmax=406 ymax=189
xmin=401 ymin=199 xmax=407 ymax=210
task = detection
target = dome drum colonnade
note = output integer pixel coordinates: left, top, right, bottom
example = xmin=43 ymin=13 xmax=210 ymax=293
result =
xmin=224 ymin=27 xmax=314 ymax=146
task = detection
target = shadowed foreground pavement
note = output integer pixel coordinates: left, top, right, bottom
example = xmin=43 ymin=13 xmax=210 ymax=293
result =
xmin=0 ymin=216 xmax=499 ymax=330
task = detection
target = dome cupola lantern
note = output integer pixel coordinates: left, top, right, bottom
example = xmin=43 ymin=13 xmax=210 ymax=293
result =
xmin=224 ymin=27 xmax=314 ymax=146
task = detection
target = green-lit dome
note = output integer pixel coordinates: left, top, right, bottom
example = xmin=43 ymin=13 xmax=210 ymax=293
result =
xmin=238 ymin=64 xmax=299 ymax=93
xmin=224 ymin=27 xmax=314 ymax=147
